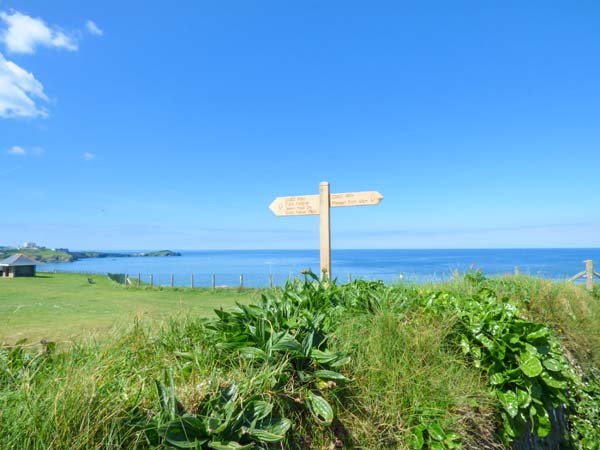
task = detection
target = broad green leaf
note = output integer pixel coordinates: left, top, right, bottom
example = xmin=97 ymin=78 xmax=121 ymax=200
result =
xmin=238 ymin=347 xmax=268 ymax=361
xmin=247 ymin=400 xmax=273 ymax=422
xmin=534 ymin=406 xmax=551 ymax=438
xmin=271 ymin=333 xmax=303 ymax=354
xmin=542 ymin=358 xmax=562 ymax=372
xmin=489 ymin=373 xmax=505 ymax=385
xmin=526 ymin=328 xmax=548 ymax=341
xmin=158 ymin=419 xmax=208 ymax=448
xmin=306 ymin=391 xmax=334 ymax=423
xmin=516 ymin=388 xmax=531 ymax=408
xmin=208 ymin=441 xmax=254 ymax=450
xmin=313 ymin=370 xmax=348 ymax=382
xmin=248 ymin=418 xmax=291 ymax=443
xmin=411 ymin=425 xmax=425 ymax=449
xmin=497 ymin=390 xmax=519 ymax=418
xmin=540 ymin=371 xmax=567 ymax=389
xmin=524 ymin=343 xmax=538 ymax=356
xmin=519 ymin=354 xmax=543 ymax=377
xmin=427 ymin=422 xmax=445 ymax=441
xmin=310 ymin=349 xmax=350 ymax=367
xmin=262 ymin=417 xmax=292 ymax=436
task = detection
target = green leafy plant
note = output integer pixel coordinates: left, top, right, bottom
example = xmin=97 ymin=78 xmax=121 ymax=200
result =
xmin=421 ymin=288 xmax=575 ymax=445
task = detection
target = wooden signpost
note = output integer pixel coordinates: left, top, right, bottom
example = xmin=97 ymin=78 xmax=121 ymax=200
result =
xmin=269 ymin=181 xmax=383 ymax=280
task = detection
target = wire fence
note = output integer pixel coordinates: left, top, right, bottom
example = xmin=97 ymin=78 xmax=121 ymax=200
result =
xmin=42 ymin=260 xmax=600 ymax=290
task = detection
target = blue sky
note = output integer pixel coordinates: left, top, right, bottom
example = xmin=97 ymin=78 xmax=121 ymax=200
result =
xmin=0 ymin=1 xmax=599 ymax=250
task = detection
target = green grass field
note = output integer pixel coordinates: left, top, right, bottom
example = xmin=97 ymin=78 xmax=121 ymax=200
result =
xmin=0 ymin=272 xmax=260 ymax=344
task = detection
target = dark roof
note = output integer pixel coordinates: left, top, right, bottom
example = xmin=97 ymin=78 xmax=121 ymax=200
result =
xmin=0 ymin=253 xmax=39 ymax=266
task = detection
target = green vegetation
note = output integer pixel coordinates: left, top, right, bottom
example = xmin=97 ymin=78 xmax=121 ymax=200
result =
xmin=0 ymin=247 xmax=73 ymax=262
xmin=0 ymin=246 xmax=181 ymax=263
xmin=1 ymin=273 xmax=600 ymax=449
xmin=0 ymin=272 xmax=260 ymax=343
xmin=71 ymin=249 xmax=181 ymax=259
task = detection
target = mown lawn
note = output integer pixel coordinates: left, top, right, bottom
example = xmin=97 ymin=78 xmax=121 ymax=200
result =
xmin=0 ymin=272 xmax=261 ymax=344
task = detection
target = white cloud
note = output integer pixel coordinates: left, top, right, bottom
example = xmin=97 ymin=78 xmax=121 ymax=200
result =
xmin=0 ymin=11 xmax=77 ymax=54
xmin=7 ymin=145 xmax=26 ymax=155
xmin=0 ymin=51 xmax=48 ymax=117
xmin=82 ymin=152 xmax=95 ymax=160
xmin=86 ymin=20 xmax=103 ymax=36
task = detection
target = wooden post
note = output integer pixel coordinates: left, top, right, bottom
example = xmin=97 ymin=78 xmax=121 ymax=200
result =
xmin=585 ymin=260 xmax=594 ymax=291
xmin=138 ymin=273 xmax=141 ymax=286
xmin=269 ymin=272 xmax=273 ymax=289
xmin=239 ymin=274 xmax=244 ymax=289
xmin=514 ymin=266 xmax=520 ymax=276
xmin=212 ymin=274 xmax=216 ymax=290
xmin=150 ymin=274 xmax=154 ymax=287
xmin=125 ymin=273 xmax=128 ymax=286
xmin=171 ymin=274 xmax=174 ymax=288
xmin=348 ymin=273 xmax=352 ymax=283
xmin=269 ymin=183 xmax=383 ymax=282
xmin=319 ymin=181 xmax=331 ymax=280
xmin=191 ymin=274 xmax=194 ymax=289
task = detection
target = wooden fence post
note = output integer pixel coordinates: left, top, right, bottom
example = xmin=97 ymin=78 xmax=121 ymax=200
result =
xmin=138 ymin=273 xmax=141 ymax=286
xmin=348 ymin=273 xmax=352 ymax=283
xmin=191 ymin=274 xmax=194 ymax=289
xmin=171 ymin=274 xmax=174 ymax=288
xmin=585 ymin=260 xmax=594 ymax=291
xmin=239 ymin=274 xmax=244 ymax=289
xmin=269 ymin=273 xmax=273 ymax=289
xmin=212 ymin=274 xmax=216 ymax=291
xmin=150 ymin=274 xmax=154 ymax=287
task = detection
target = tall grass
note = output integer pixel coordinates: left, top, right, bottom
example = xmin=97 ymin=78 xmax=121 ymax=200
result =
xmin=335 ymin=311 xmax=497 ymax=449
xmin=2 ymin=274 xmax=600 ymax=449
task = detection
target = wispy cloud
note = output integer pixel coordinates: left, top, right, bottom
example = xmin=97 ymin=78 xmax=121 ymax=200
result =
xmin=0 ymin=165 xmax=21 ymax=175
xmin=82 ymin=152 xmax=95 ymax=160
xmin=86 ymin=20 xmax=103 ymax=36
xmin=0 ymin=11 xmax=77 ymax=54
xmin=6 ymin=145 xmax=26 ymax=155
xmin=0 ymin=51 xmax=48 ymax=117
xmin=4 ymin=145 xmax=44 ymax=156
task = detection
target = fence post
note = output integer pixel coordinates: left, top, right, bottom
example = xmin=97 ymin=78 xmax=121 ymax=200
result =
xmin=125 ymin=273 xmax=128 ymax=286
xmin=514 ymin=266 xmax=520 ymax=276
xmin=585 ymin=260 xmax=594 ymax=291
xmin=239 ymin=274 xmax=244 ymax=289
xmin=138 ymin=273 xmax=141 ymax=286
xmin=150 ymin=274 xmax=154 ymax=287
xmin=191 ymin=274 xmax=194 ymax=289
xmin=348 ymin=273 xmax=352 ymax=283
xmin=171 ymin=274 xmax=174 ymax=288
xmin=212 ymin=274 xmax=216 ymax=291
xmin=269 ymin=272 xmax=273 ymax=289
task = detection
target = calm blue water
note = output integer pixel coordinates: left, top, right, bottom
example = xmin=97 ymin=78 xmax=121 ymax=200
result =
xmin=40 ymin=249 xmax=600 ymax=288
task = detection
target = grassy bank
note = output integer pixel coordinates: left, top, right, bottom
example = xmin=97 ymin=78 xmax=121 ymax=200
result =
xmin=0 ymin=272 xmax=260 ymax=343
xmin=1 ymin=273 xmax=600 ymax=449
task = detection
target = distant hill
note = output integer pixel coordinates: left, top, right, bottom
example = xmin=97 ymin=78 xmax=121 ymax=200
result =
xmin=0 ymin=247 xmax=181 ymax=263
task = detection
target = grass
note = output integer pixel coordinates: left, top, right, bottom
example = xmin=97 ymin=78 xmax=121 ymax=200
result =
xmin=335 ymin=312 xmax=498 ymax=449
xmin=0 ymin=272 xmax=261 ymax=344
xmin=1 ymin=273 xmax=600 ymax=449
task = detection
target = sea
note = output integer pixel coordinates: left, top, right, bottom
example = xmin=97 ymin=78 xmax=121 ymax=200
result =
xmin=40 ymin=249 xmax=600 ymax=288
